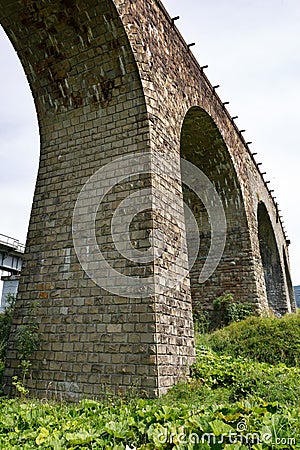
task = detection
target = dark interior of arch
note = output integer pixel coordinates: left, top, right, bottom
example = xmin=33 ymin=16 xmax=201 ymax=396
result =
xmin=0 ymin=0 xmax=139 ymax=121
xmin=257 ymin=202 xmax=288 ymax=314
xmin=180 ymin=106 xmax=254 ymax=313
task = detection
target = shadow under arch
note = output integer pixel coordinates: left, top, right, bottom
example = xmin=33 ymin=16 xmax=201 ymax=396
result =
xmin=257 ymin=202 xmax=289 ymax=314
xmin=180 ymin=106 xmax=256 ymax=314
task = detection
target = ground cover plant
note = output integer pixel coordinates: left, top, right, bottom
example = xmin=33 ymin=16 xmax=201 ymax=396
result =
xmin=0 ymin=306 xmax=299 ymax=448
xmin=0 ymin=393 xmax=299 ymax=449
xmin=0 ymin=316 xmax=299 ymax=448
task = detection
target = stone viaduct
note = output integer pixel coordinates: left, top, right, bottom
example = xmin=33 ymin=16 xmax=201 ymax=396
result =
xmin=1 ymin=0 xmax=296 ymax=399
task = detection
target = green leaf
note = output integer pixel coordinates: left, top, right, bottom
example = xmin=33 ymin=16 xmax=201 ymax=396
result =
xmin=147 ymin=423 xmax=169 ymax=448
xmin=224 ymin=445 xmax=248 ymax=450
xmin=65 ymin=431 xmax=95 ymax=445
xmin=35 ymin=427 xmax=49 ymax=445
xmin=80 ymin=399 xmax=101 ymax=409
xmin=209 ymin=419 xmax=234 ymax=436
xmin=104 ymin=421 xmax=131 ymax=439
xmin=49 ymin=430 xmax=64 ymax=450
xmin=186 ymin=414 xmax=208 ymax=431
xmin=0 ymin=416 xmax=16 ymax=429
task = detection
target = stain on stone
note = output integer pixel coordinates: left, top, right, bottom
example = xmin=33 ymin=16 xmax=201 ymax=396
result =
xmin=70 ymin=92 xmax=83 ymax=108
xmin=100 ymin=78 xmax=115 ymax=104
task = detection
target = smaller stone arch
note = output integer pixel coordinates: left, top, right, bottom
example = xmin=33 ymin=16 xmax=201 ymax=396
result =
xmin=257 ymin=202 xmax=288 ymax=314
xmin=180 ymin=106 xmax=258 ymax=313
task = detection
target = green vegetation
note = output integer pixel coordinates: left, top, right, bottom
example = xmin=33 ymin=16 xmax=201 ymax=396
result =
xmin=0 ymin=301 xmax=299 ymax=448
xmin=0 ymin=314 xmax=299 ymax=448
xmin=192 ymin=347 xmax=300 ymax=405
xmin=0 ymin=294 xmax=39 ymax=396
xmin=212 ymin=293 xmax=255 ymax=325
xmin=0 ymin=391 xmax=299 ymax=449
xmin=206 ymin=313 xmax=300 ymax=367
xmin=13 ymin=320 xmax=39 ymax=397
xmin=0 ymin=293 xmax=16 ymax=381
xmin=194 ymin=293 xmax=256 ymax=332
xmin=0 ymin=293 xmax=16 ymax=361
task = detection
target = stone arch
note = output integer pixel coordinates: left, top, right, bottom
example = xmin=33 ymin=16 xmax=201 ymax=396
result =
xmin=0 ymin=0 xmax=161 ymax=399
xmin=257 ymin=202 xmax=287 ymax=314
xmin=180 ymin=106 xmax=256 ymax=313
xmin=0 ymin=24 xmax=39 ymax=234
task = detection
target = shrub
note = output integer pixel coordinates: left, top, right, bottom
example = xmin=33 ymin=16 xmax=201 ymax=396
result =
xmin=193 ymin=294 xmax=256 ymax=333
xmin=0 ymin=295 xmax=39 ymax=396
xmin=13 ymin=317 xmax=39 ymax=397
xmin=191 ymin=347 xmax=300 ymax=405
xmin=226 ymin=301 xmax=254 ymax=323
xmin=0 ymin=293 xmax=16 ymax=361
xmin=193 ymin=309 xmax=211 ymax=334
xmin=207 ymin=313 xmax=300 ymax=366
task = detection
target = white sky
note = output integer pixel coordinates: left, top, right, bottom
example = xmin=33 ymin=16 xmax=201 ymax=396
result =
xmin=0 ymin=0 xmax=299 ymax=287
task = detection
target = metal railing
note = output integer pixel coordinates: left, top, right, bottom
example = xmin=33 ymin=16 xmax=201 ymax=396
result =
xmin=0 ymin=234 xmax=25 ymax=253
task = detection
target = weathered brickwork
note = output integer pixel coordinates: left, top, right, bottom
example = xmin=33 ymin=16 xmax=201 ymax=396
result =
xmin=1 ymin=0 xmax=296 ymax=399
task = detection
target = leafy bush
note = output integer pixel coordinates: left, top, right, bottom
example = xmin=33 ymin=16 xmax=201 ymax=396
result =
xmin=15 ymin=323 xmax=39 ymax=362
xmin=193 ymin=294 xmax=255 ymax=333
xmin=0 ymin=311 xmax=298 ymax=448
xmin=193 ymin=309 xmax=211 ymax=334
xmin=213 ymin=293 xmax=235 ymax=311
xmin=207 ymin=313 xmax=300 ymax=366
xmin=191 ymin=347 xmax=300 ymax=405
xmin=13 ymin=320 xmax=39 ymax=398
xmin=0 ymin=294 xmax=16 ymax=361
xmin=0 ymin=295 xmax=39 ymax=396
xmin=212 ymin=293 xmax=255 ymax=329
xmin=226 ymin=301 xmax=254 ymax=323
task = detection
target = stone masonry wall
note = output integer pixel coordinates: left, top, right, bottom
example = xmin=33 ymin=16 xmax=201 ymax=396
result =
xmin=1 ymin=0 xmax=195 ymax=399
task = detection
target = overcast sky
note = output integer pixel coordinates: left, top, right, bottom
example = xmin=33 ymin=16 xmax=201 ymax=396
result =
xmin=0 ymin=0 xmax=299 ymax=287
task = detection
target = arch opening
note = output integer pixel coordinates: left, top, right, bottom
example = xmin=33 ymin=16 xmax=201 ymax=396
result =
xmin=0 ymin=0 xmax=160 ymax=399
xmin=180 ymin=106 xmax=256 ymax=316
xmin=0 ymin=25 xmax=39 ymax=309
xmin=257 ymin=202 xmax=288 ymax=314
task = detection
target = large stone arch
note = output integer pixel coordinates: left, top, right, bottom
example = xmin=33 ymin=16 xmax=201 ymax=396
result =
xmin=180 ymin=106 xmax=256 ymax=313
xmin=1 ymin=0 xmax=197 ymax=399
